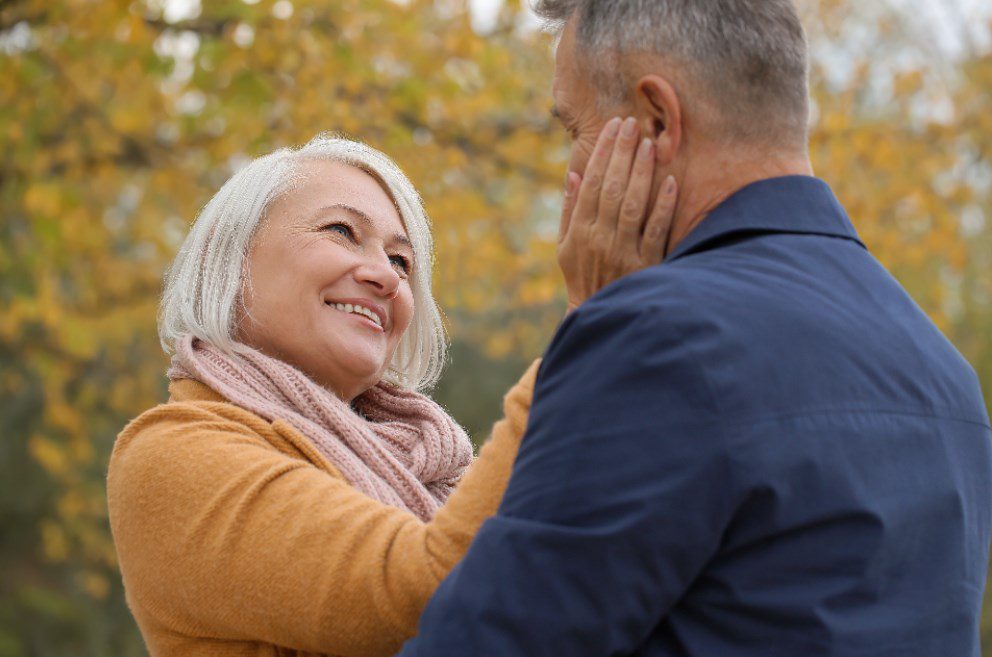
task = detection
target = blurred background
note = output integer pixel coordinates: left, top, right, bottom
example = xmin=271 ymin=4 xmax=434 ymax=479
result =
xmin=1 ymin=0 xmax=990 ymax=654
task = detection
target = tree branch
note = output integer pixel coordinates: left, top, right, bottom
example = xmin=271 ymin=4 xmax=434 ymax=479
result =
xmin=141 ymin=16 xmax=231 ymax=37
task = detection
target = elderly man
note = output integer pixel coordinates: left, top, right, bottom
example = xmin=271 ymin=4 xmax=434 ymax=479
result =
xmin=400 ymin=1 xmax=992 ymax=655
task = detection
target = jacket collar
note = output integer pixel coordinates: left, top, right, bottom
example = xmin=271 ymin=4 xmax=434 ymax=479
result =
xmin=666 ymin=175 xmax=865 ymax=262
xmin=169 ymin=378 xmax=227 ymax=403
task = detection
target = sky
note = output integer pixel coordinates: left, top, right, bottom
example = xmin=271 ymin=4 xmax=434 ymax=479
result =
xmin=897 ymin=0 xmax=992 ymax=56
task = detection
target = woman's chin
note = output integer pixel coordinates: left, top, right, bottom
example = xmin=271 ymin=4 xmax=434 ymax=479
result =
xmin=312 ymin=357 xmax=387 ymax=399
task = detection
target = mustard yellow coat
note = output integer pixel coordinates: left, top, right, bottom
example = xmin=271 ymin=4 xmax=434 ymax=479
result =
xmin=107 ymin=361 xmax=538 ymax=657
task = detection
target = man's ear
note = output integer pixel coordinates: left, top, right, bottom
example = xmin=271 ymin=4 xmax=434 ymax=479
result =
xmin=634 ymin=75 xmax=682 ymax=166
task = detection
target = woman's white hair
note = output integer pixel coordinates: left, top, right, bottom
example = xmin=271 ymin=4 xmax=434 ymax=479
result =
xmin=158 ymin=134 xmax=447 ymax=391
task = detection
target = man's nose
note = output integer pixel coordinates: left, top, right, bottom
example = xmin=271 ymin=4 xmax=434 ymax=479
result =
xmin=355 ymin=252 xmax=401 ymax=298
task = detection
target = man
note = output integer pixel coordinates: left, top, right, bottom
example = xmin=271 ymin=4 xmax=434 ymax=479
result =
xmin=399 ymin=1 xmax=992 ymax=655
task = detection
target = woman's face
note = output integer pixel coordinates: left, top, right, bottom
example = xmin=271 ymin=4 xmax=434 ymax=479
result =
xmin=240 ymin=160 xmax=416 ymax=402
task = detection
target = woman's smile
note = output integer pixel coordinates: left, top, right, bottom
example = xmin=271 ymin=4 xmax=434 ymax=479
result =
xmin=325 ymin=298 xmax=386 ymax=331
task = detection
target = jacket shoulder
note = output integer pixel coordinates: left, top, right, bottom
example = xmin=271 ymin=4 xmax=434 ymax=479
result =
xmin=109 ymin=399 xmax=319 ymax=499
xmin=117 ymin=399 xmax=277 ymax=452
xmin=578 ymin=262 xmax=714 ymax=339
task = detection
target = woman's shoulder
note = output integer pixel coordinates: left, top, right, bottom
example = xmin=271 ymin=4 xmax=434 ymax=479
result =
xmin=117 ymin=380 xmax=272 ymax=448
xmin=110 ymin=378 xmax=343 ymax=491
xmin=110 ymin=379 xmax=320 ymax=488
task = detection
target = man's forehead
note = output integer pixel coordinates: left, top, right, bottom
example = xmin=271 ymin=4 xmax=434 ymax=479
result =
xmin=552 ymin=17 xmax=578 ymax=74
xmin=550 ymin=19 xmax=580 ymax=118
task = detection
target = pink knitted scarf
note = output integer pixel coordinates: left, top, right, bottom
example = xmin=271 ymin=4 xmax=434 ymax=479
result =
xmin=167 ymin=334 xmax=473 ymax=521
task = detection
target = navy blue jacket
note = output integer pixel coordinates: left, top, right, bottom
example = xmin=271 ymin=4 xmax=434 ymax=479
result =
xmin=399 ymin=176 xmax=992 ymax=657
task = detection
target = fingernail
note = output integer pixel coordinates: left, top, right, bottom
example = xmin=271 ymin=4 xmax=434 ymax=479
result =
xmin=606 ymin=117 xmax=622 ymax=137
xmin=639 ymin=138 xmax=653 ymax=158
xmin=565 ymin=171 xmax=581 ymax=197
xmin=621 ymin=117 xmax=637 ymax=137
xmin=663 ymin=175 xmax=677 ymax=195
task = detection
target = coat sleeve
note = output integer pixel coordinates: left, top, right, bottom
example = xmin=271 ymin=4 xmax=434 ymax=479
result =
xmin=106 ymin=360 xmax=538 ymax=657
xmin=397 ymin=301 xmax=739 ymax=656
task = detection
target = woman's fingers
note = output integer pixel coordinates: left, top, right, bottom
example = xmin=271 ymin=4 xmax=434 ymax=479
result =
xmin=616 ymin=137 xmax=656 ymax=244
xmin=556 ymin=114 xmax=679 ymax=312
xmin=570 ymin=117 xmax=622 ymax=231
xmin=640 ymin=174 xmax=678 ymax=262
xmin=595 ymin=117 xmax=641 ymax=231
xmin=557 ymin=171 xmax=582 ymax=243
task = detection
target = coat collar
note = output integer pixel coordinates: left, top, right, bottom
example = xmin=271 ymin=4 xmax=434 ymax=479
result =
xmin=168 ymin=377 xmax=227 ymax=403
xmin=666 ymin=175 xmax=865 ymax=262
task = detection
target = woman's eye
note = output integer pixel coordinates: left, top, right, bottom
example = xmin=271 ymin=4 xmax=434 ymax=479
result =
xmin=389 ymin=255 xmax=411 ymax=275
xmin=323 ymin=222 xmax=354 ymax=239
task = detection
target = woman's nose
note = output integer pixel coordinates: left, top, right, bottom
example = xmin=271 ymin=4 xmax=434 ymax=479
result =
xmin=355 ymin=252 xmax=401 ymax=298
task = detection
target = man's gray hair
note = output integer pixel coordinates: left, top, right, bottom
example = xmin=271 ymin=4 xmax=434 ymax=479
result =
xmin=536 ymin=0 xmax=810 ymax=147
xmin=159 ymin=134 xmax=447 ymax=391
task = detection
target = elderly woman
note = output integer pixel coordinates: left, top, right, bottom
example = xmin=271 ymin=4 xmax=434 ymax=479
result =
xmin=108 ymin=122 xmax=675 ymax=657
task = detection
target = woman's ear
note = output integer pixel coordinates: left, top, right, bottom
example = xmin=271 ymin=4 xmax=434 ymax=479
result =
xmin=634 ymin=75 xmax=682 ymax=167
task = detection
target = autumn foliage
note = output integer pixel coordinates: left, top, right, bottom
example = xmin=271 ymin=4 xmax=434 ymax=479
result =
xmin=0 ymin=0 xmax=989 ymax=654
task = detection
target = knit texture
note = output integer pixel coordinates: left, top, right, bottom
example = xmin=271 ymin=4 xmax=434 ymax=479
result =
xmin=168 ymin=334 xmax=472 ymax=521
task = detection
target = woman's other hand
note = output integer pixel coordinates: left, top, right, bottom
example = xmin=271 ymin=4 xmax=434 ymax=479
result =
xmin=557 ymin=116 xmax=678 ymax=313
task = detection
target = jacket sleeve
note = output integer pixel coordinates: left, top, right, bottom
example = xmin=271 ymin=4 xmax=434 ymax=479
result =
xmin=397 ymin=301 xmax=739 ymax=656
xmin=106 ymin=360 xmax=538 ymax=657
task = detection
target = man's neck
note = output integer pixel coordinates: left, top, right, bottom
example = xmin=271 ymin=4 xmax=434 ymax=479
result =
xmin=666 ymin=148 xmax=814 ymax=256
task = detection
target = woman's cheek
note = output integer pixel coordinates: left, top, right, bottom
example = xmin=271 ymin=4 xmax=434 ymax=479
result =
xmin=395 ymin=287 xmax=415 ymax=336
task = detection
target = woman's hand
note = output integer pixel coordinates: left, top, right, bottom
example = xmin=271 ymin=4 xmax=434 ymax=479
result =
xmin=557 ymin=116 xmax=678 ymax=313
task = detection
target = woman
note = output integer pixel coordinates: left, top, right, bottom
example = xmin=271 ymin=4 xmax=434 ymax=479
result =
xmin=107 ymin=119 xmax=676 ymax=657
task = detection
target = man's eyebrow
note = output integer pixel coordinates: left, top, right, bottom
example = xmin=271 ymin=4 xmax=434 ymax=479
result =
xmin=314 ymin=203 xmax=413 ymax=250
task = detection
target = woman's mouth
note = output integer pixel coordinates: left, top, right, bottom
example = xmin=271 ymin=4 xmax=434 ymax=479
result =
xmin=325 ymin=301 xmax=385 ymax=330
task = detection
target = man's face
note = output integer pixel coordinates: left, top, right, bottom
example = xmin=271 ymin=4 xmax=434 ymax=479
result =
xmin=551 ymin=19 xmax=614 ymax=178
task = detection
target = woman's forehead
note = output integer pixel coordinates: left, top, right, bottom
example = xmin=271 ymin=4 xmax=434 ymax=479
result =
xmin=283 ymin=160 xmax=407 ymax=234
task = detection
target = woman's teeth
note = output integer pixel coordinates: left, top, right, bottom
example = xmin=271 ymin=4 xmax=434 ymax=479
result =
xmin=329 ymin=302 xmax=382 ymax=328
